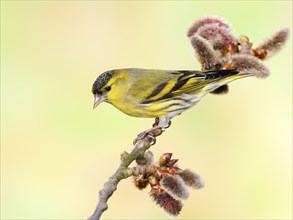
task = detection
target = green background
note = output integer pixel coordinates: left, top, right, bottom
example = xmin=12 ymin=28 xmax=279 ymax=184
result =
xmin=1 ymin=1 xmax=292 ymax=219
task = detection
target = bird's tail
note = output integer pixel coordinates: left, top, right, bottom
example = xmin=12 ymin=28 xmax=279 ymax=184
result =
xmin=202 ymin=69 xmax=253 ymax=95
xmin=203 ymin=69 xmax=253 ymax=79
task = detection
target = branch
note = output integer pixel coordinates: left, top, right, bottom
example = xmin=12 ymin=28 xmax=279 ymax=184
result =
xmin=89 ymin=16 xmax=288 ymax=219
xmin=88 ymin=128 xmax=162 ymax=220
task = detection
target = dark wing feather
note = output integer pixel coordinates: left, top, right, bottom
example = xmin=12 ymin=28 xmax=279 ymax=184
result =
xmin=140 ymin=69 xmax=238 ymax=104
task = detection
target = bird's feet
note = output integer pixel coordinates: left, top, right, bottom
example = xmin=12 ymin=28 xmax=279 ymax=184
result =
xmin=133 ymin=118 xmax=171 ymax=145
xmin=133 ymin=126 xmax=162 ymax=145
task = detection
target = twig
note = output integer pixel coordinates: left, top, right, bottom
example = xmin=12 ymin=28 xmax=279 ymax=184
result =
xmin=88 ymin=129 xmax=161 ymax=220
xmin=88 ymin=17 xmax=288 ymax=219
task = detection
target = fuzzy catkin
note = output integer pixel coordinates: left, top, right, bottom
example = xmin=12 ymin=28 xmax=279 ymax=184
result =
xmin=160 ymin=175 xmax=189 ymax=200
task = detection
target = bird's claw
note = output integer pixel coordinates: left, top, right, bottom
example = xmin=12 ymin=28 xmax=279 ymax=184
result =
xmin=152 ymin=117 xmax=160 ymax=127
xmin=153 ymin=118 xmax=171 ymax=130
xmin=133 ymin=131 xmax=147 ymax=145
xmin=133 ymin=127 xmax=162 ymax=145
xmin=133 ymin=131 xmax=154 ymax=145
xmin=164 ymin=121 xmax=172 ymax=129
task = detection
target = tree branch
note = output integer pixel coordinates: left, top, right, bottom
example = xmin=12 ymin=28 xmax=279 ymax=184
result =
xmin=88 ymin=17 xmax=289 ymax=220
xmin=88 ymin=129 xmax=162 ymax=220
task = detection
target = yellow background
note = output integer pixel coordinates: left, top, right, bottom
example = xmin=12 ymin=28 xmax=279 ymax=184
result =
xmin=1 ymin=1 xmax=292 ymax=219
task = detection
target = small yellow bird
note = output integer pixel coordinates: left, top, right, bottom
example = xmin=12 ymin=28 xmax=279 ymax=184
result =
xmin=92 ymin=68 xmax=252 ymax=141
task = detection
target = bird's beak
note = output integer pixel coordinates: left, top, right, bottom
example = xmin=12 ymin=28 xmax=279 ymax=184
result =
xmin=93 ymin=94 xmax=107 ymax=110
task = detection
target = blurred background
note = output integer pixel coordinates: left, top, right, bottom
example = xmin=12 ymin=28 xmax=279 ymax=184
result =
xmin=1 ymin=1 xmax=292 ymax=219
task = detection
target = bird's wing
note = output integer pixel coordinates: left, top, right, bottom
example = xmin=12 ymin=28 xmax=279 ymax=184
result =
xmin=132 ymin=70 xmax=202 ymax=104
xmin=131 ymin=69 xmax=240 ymax=104
xmin=128 ymin=69 xmax=178 ymax=102
xmin=169 ymin=69 xmax=240 ymax=96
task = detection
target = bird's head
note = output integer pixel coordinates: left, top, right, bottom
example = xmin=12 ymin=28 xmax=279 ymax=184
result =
xmin=92 ymin=70 xmax=115 ymax=109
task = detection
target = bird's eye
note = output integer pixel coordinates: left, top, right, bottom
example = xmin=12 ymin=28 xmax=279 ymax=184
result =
xmin=105 ymin=86 xmax=111 ymax=92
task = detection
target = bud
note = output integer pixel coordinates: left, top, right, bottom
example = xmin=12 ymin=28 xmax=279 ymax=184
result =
xmin=252 ymin=48 xmax=268 ymax=60
xmin=134 ymin=175 xmax=149 ymax=190
xmin=154 ymin=168 xmax=163 ymax=179
xmin=222 ymin=62 xmax=234 ymax=70
xmin=168 ymin=167 xmax=179 ymax=176
xmin=159 ymin=153 xmax=172 ymax=166
xmin=135 ymin=156 xmax=147 ymax=165
xmin=237 ymin=35 xmax=252 ymax=54
xmin=120 ymin=151 xmax=129 ymax=161
xmin=238 ymin=35 xmax=250 ymax=44
xmin=167 ymin=159 xmax=179 ymax=167
xmin=148 ymin=175 xmax=159 ymax=186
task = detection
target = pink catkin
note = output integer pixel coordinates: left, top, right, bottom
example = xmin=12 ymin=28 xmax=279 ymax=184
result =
xmin=223 ymin=54 xmax=270 ymax=78
xmin=257 ymin=28 xmax=289 ymax=59
xmin=196 ymin=24 xmax=236 ymax=54
xmin=151 ymin=192 xmax=183 ymax=216
xmin=190 ymin=35 xmax=219 ymax=70
xmin=187 ymin=16 xmax=230 ymax=37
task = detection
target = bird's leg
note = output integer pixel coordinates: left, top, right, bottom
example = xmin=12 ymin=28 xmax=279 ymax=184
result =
xmin=152 ymin=117 xmax=160 ymax=127
xmin=133 ymin=117 xmax=172 ymax=145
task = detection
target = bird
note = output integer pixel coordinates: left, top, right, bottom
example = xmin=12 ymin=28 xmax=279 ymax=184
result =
xmin=92 ymin=68 xmax=252 ymax=143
